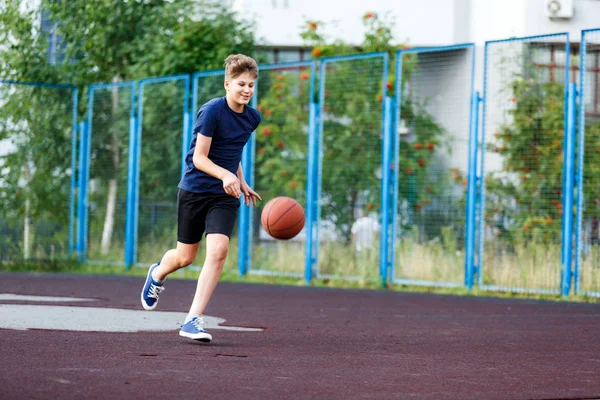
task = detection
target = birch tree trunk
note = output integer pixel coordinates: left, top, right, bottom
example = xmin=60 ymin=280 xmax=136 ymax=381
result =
xmin=24 ymin=197 xmax=31 ymax=259
xmin=100 ymin=78 xmax=121 ymax=255
xmin=23 ymin=164 xmax=31 ymax=259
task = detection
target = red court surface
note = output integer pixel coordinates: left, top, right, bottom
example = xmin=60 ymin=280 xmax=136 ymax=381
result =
xmin=0 ymin=272 xmax=599 ymax=399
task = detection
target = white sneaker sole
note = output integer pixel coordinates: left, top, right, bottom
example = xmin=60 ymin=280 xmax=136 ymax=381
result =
xmin=141 ymin=265 xmax=158 ymax=311
xmin=179 ymin=330 xmax=212 ymax=342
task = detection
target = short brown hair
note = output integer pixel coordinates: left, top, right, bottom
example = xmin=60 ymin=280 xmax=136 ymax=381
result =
xmin=224 ymin=54 xmax=258 ymax=80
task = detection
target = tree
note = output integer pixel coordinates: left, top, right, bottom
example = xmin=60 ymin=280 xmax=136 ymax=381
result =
xmin=0 ymin=2 xmax=73 ymax=259
xmin=0 ymin=0 xmax=257 ymax=260
xmin=296 ymin=13 xmax=449 ymax=243
xmin=484 ymin=67 xmax=566 ymax=245
xmin=296 ymin=13 xmax=395 ymax=243
xmin=254 ymin=70 xmax=312 ymax=203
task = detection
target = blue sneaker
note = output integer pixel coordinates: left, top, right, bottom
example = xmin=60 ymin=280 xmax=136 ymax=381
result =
xmin=141 ymin=263 xmax=164 ymax=311
xmin=179 ymin=316 xmax=212 ymax=342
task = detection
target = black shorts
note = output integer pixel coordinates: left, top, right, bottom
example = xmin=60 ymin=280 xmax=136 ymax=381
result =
xmin=177 ymin=189 xmax=240 ymax=244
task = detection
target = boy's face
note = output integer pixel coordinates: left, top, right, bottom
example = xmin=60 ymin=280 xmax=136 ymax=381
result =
xmin=225 ymin=72 xmax=256 ymax=106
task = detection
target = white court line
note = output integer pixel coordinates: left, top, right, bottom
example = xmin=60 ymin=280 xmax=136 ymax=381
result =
xmin=0 ymin=294 xmax=95 ymax=302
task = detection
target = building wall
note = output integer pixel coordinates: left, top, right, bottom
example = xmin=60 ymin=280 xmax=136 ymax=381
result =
xmin=522 ymin=0 xmax=600 ymax=39
xmin=237 ymin=0 xmax=600 ymax=48
xmin=233 ymin=0 xmax=461 ymax=47
xmin=408 ymin=48 xmax=474 ymax=173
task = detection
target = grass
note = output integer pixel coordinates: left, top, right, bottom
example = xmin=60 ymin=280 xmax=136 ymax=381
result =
xmin=3 ymin=226 xmax=598 ymax=303
xmin=2 ymin=242 xmax=599 ymax=304
xmin=395 ymin=238 xmax=464 ymax=284
xmin=480 ymin=239 xmax=563 ymax=290
xmin=579 ymin=246 xmax=600 ymax=294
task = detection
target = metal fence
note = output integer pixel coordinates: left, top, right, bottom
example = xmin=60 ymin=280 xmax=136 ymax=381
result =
xmin=84 ymin=82 xmax=136 ymax=265
xmin=2 ymin=28 xmax=600 ymax=297
xmin=314 ymin=53 xmax=389 ymax=282
xmin=479 ymin=33 xmax=571 ymax=295
xmin=0 ymin=81 xmax=78 ymax=261
xmin=391 ymin=44 xmax=475 ymax=288
xmin=575 ymin=28 xmax=600 ymax=297
xmin=135 ymin=75 xmax=190 ymax=266
xmin=247 ymin=61 xmax=315 ymax=278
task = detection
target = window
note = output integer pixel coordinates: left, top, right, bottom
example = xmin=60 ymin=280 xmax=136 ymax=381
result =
xmin=258 ymin=47 xmax=308 ymax=64
xmin=531 ymin=43 xmax=600 ymax=115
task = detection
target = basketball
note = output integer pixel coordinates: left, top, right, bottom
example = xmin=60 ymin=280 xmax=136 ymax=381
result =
xmin=261 ymin=196 xmax=305 ymax=240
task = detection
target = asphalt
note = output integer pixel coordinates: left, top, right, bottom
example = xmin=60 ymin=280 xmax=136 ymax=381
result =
xmin=1 ymin=272 xmax=599 ymax=399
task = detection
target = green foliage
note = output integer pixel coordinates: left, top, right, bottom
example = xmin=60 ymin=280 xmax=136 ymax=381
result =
xmin=37 ymin=0 xmax=256 ymax=83
xmin=255 ymin=71 xmax=312 ymax=202
xmin=485 ymin=75 xmax=566 ymax=244
xmin=0 ymin=0 xmax=257 ymax=261
xmin=125 ymin=1 xmax=257 ymax=77
xmin=398 ymin=97 xmax=451 ymax=212
xmin=0 ymin=1 xmax=61 ymax=82
xmin=581 ymin=122 xmax=600 ymax=218
xmin=294 ymin=13 xmax=451 ymax=244
xmin=0 ymin=82 xmax=74 ymax=259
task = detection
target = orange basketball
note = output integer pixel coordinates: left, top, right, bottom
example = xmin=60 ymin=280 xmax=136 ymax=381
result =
xmin=261 ymin=196 xmax=305 ymax=240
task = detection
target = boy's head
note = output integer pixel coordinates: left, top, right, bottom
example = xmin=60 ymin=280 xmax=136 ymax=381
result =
xmin=224 ymin=54 xmax=258 ymax=81
xmin=224 ymin=54 xmax=258 ymax=109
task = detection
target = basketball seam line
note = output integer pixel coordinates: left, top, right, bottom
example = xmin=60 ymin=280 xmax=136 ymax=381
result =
xmin=268 ymin=201 xmax=300 ymax=229
xmin=270 ymin=216 xmax=305 ymax=234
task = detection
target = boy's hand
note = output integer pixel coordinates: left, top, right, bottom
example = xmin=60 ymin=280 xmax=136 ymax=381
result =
xmin=222 ymin=172 xmax=241 ymax=198
xmin=240 ymin=181 xmax=262 ymax=207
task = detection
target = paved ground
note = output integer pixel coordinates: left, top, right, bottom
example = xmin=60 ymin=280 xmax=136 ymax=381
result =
xmin=1 ymin=272 xmax=599 ymax=399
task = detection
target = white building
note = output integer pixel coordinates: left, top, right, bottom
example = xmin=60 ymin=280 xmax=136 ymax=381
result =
xmin=233 ymin=0 xmax=599 ymax=58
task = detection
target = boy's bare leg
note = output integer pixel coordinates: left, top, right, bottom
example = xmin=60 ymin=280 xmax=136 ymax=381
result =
xmin=142 ymin=241 xmax=199 ymax=311
xmin=188 ymin=233 xmax=229 ymax=316
xmin=154 ymin=242 xmax=200 ymax=281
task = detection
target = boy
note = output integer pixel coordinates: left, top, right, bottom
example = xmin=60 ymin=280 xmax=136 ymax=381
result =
xmin=141 ymin=54 xmax=262 ymax=343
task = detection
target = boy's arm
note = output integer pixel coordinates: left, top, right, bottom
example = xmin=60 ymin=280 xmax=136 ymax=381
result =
xmin=237 ymin=162 xmax=246 ymax=184
xmin=193 ymin=134 xmax=240 ymax=198
xmin=236 ymin=162 xmax=262 ymax=206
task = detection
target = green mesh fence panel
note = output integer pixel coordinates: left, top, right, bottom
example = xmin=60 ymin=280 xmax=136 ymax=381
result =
xmin=0 ymin=83 xmax=76 ymax=261
xmin=193 ymin=72 xmax=224 ymax=113
xmin=87 ymin=84 xmax=134 ymax=264
xmin=136 ymin=79 xmax=187 ymax=265
xmin=250 ymin=63 xmax=313 ymax=277
xmin=394 ymin=46 xmax=474 ymax=286
xmin=576 ymin=30 xmax=600 ymax=296
xmin=317 ymin=55 xmax=387 ymax=282
xmin=481 ymin=35 xmax=569 ymax=293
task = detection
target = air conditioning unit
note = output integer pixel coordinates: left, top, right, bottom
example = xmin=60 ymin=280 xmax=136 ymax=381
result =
xmin=545 ymin=0 xmax=574 ymax=19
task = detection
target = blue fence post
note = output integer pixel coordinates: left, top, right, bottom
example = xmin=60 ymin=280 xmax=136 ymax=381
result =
xmin=561 ymin=83 xmax=577 ymax=297
xmin=238 ymin=152 xmax=249 ymax=277
xmin=80 ymin=87 xmax=95 ymax=262
xmin=379 ymin=97 xmax=393 ymax=287
xmin=314 ymin=59 xmax=330 ymax=280
xmin=305 ymin=101 xmax=318 ymax=284
xmin=247 ymin=105 xmax=257 ymax=275
xmin=181 ymin=76 xmax=191 ymax=179
xmin=132 ymin=82 xmax=146 ymax=266
xmin=68 ymin=88 xmax=79 ymax=258
xmin=477 ymin=41 xmax=491 ymax=287
xmin=464 ymin=91 xmax=481 ymax=290
xmin=389 ymin=96 xmax=399 ymax=284
xmin=125 ymin=82 xmax=138 ymax=269
xmin=237 ymin=95 xmax=257 ymax=277
xmin=77 ymin=118 xmax=89 ymax=262
xmin=574 ymin=30 xmax=593 ymax=296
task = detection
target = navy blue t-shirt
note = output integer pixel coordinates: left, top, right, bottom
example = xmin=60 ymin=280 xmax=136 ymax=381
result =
xmin=178 ymin=97 xmax=261 ymax=194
